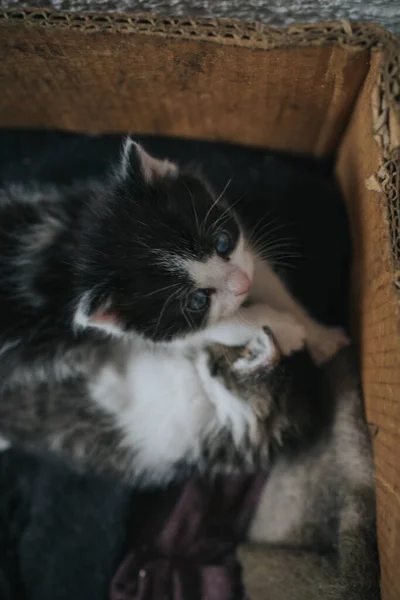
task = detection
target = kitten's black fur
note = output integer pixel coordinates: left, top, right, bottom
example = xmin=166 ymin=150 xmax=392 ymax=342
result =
xmin=0 ymin=138 xmax=240 ymax=389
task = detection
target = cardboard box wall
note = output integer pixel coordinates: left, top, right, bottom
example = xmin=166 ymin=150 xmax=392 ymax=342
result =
xmin=0 ymin=9 xmax=399 ymax=599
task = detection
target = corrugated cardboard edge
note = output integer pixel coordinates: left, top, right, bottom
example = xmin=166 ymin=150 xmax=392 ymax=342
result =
xmin=0 ymin=9 xmax=394 ymax=50
xmin=1 ymin=8 xmax=399 ymax=288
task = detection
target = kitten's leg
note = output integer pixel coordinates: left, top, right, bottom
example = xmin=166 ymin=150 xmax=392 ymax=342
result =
xmin=203 ymin=303 xmax=306 ymax=357
xmin=195 ymin=346 xmax=269 ymax=469
xmin=249 ymin=255 xmax=349 ymax=364
xmin=200 ymin=329 xmax=276 ymax=434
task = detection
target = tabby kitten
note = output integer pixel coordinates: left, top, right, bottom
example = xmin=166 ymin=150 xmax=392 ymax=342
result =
xmin=0 ymin=329 xmax=305 ymax=485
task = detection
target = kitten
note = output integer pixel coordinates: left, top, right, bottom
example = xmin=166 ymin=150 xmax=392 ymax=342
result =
xmin=0 ymin=329 xmax=306 ymax=485
xmin=0 ymin=136 xmax=346 ymax=386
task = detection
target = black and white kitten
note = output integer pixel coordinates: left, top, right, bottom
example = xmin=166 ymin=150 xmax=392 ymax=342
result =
xmin=0 ymin=136 xmax=346 ymax=376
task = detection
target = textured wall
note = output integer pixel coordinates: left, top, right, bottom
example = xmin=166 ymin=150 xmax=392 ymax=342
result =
xmin=1 ymin=0 xmax=400 ymax=36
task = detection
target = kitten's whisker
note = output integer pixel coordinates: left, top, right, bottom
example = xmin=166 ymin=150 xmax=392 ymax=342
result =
xmin=255 ymin=247 xmax=301 ymax=260
xmin=254 ymin=231 xmax=298 ymax=244
xmin=209 ymin=191 xmax=249 ymax=236
xmin=269 ymin=260 xmax=301 ymax=271
xmin=183 ymin=180 xmax=200 ymax=234
xmin=255 ymin=236 xmax=299 ymax=246
xmin=258 ymin=246 xmax=303 ymax=256
xmin=256 ymin=247 xmax=302 ymax=261
xmin=153 ymin=287 xmax=182 ymax=336
xmin=249 ymin=219 xmax=291 ymax=249
xmin=140 ymin=283 xmax=181 ymax=300
xmin=250 ymin=223 xmax=288 ymax=249
xmin=257 ymin=256 xmax=303 ymax=269
xmin=261 ymin=256 xmax=303 ymax=266
xmin=247 ymin=211 xmax=278 ymax=247
xmin=236 ymin=311 xmax=254 ymax=328
xmin=134 ymin=220 xmax=150 ymax=229
xmin=181 ymin=300 xmax=195 ymax=332
xmin=248 ymin=212 xmax=299 ymax=249
xmin=202 ymin=178 xmax=232 ymax=235
xmin=115 ymin=283 xmax=182 ymax=308
xmin=253 ymin=239 xmax=300 ymax=257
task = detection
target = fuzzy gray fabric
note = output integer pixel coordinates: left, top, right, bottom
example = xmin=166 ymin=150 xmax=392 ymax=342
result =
xmin=1 ymin=0 xmax=400 ymax=37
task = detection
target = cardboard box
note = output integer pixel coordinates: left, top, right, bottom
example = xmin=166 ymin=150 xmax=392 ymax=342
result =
xmin=0 ymin=8 xmax=399 ymax=599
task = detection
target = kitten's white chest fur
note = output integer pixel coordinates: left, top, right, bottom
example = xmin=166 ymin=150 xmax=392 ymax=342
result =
xmin=89 ymin=341 xmax=256 ymax=483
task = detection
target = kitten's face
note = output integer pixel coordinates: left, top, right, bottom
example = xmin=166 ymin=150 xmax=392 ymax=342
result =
xmin=74 ymin=138 xmax=254 ymax=342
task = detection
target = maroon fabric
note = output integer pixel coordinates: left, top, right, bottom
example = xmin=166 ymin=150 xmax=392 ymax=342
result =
xmin=110 ymin=474 xmax=267 ymax=600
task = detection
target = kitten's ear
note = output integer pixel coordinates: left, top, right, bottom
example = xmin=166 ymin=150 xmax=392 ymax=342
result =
xmin=119 ymin=137 xmax=178 ymax=185
xmin=73 ymin=293 xmax=124 ymax=338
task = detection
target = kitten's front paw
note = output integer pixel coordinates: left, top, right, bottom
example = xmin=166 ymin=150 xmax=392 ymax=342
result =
xmin=307 ymin=325 xmax=350 ymax=365
xmin=272 ymin=316 xmax=307 ymax=357
xmin=232 ymin=328 xmax=279 ymax=376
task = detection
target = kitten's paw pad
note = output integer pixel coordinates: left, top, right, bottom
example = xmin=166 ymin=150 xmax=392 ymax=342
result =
xmin=232 ymin=329 xmax=279 ymax=375
xmin=308 ymin=326 xmax=350 ymax=365
xmin=273 ymin=317 xmax=307 ymax=356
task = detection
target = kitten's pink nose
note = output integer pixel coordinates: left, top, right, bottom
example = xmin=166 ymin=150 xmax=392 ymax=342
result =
xmin=227 ymin=271 xmax=252 ymax=296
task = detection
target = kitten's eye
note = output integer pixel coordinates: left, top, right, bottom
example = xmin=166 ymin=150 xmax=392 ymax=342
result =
xmin=215 ymin=231 xmax=233 ymax=257
xmin=187 ymin=289 xmax=210 ymax=312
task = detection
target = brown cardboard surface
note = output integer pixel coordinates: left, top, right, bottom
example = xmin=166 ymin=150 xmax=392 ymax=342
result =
xmin=336 ymin=51 xmax=400 ymax=600
xmin=0 ymin=24 xmax=368 ymax=155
